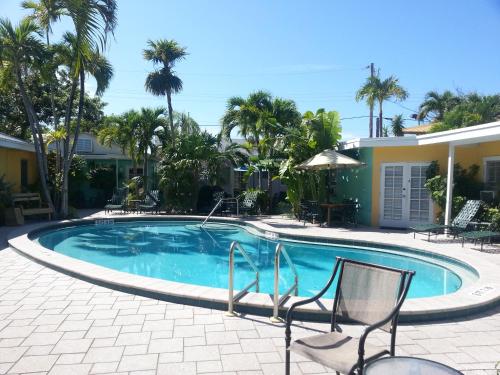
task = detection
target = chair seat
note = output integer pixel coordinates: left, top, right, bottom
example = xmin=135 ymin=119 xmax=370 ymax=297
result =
xmin=410 ymin=223 xmax=443 ymax=232
xmin=290 ymin=331 xmax=388 ymax=374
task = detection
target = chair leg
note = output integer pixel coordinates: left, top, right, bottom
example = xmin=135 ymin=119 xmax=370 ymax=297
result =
xmin=285 ymin=349 xmax=290 ymax=375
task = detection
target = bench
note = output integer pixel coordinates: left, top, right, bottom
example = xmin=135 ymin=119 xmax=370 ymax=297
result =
xmin=12 ymin=193 xmax=53 ymax=220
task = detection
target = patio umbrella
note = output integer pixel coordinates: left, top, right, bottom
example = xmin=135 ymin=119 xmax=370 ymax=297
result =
xmin=296 ymin=149 xmax=363 ymax=171
xmin=296 ymin=149 xmax=364 ymax=203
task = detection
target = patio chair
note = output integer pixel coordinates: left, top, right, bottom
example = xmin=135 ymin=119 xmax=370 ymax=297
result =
xmin=300 ymin=200 xmax=321 ymax=225
xmin=138 ymin=190 xmax=161 ymax=214
xmin=285 ymin=257 xmax=415 ymax=375
xmin=104 ymin=189 xmax=127 ymax=214
xmin=239 ymin=191 xmax=259 ymax=215
xmin=458 ymin=229 xmax=500 ymax=251
xmin=410 ymin=200 xmax=482 ymax=241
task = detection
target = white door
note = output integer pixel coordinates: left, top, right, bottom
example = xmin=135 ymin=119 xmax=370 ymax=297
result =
xmin=380 ymin=163 xmax=433 ymax=228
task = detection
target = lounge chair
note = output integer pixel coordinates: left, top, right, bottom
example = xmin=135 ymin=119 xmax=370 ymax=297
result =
xmin=285 ymin=257 xmax=414 ymax=375
xmin=138 ymin=190 xmax=160 ymax=214
xmin=104 ymin=189 xmax=127 ymax=214
xmin=410 ymin=200 xmax=482 ymax=241
xmin=458 ymin=230 xmax=500 ymax=250
xmin=239 ymin=191 xmax=259 ymax=215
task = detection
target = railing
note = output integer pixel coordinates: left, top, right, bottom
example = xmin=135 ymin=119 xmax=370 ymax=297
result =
xmin=227 ymin=241 xmax=259 ymax=315
xmin=271 ymin=243 xmax=299 ymax=322
xmin=201 ymin=198 xmax=239 ymax=227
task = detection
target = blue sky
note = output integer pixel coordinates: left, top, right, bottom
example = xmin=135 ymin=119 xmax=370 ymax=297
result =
xmin=2 ymin=0 xmax=500 ymax=139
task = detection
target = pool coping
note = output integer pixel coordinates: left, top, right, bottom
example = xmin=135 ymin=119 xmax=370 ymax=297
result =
xmin=7 ymin=215 xmax=500 ymax=323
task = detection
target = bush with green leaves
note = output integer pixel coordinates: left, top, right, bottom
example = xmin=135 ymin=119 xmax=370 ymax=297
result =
xmin=425 ymin=161 xmax=481 ymax=222
xmin=0 ymin=174 xmax=14 ymax=209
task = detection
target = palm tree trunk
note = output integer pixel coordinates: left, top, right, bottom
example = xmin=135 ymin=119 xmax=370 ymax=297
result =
xmin=14 ymin=65 xmax=54 ymax=211
xmin=61 ymin=68 xmax=85 ymax=217
xmin=378 ymin=101 xmax=383 ymax=138
xmin=267 ymin=170 xmax=273 ymax=214
xmin=143 ymin=151 xmax=148 ymax=191
xmin=166 ymin=90 xmax=175 ymax=140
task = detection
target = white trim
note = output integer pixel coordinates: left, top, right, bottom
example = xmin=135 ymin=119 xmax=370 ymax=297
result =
xmin=340 ymin=121 xmax=500 ymax=150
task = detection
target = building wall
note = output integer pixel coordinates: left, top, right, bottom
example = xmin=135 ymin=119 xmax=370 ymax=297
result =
xmin=370 ymin=140 xmax=500 ymax=226
xmin=336 ymin=148 xmax=373 ymax=226
xmin=0 ymin=148 xmax=37 ymax=192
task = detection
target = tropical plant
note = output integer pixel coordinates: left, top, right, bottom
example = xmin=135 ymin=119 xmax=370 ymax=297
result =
xmin=2 ymin=0 xmax=117 ymax=218
xmin=356 ymin=73 xmax=408 ymax=137
xmin=221 ymin=91 xmax=301 ymax=211
xmin=0 ymin=17 xmax=53 ymax=209
xmin=418 ymin=90 xmax=461 ymax=121
xmin=144 ymin=39 xmax=187 ymax=138
xmin=159 ymin=130 xmax=246 ymax=212
xmin=391 ymin=114 xmax=405 ymax=136
xmin=278 ymin=109 xmax=342 ymax=213
xmin=430 ymin=93 xmax=500 ymax=133
xmin=134 ymin=107 xmax=167 ymax=189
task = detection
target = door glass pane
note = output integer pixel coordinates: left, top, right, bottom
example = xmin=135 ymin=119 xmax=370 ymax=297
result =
xmin=383 ymin=166 xmax=404 ymax=220
xmin=409 ymin=165 xmax=431 ymax=223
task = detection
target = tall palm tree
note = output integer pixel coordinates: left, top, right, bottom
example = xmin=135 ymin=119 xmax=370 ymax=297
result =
xmin=418 ymin=90 xmax=461 ymax=121
xmin=0 ymin=18 xmax=54 ymax=210
xmin=144 ymin=39 xmax=187 ymax=138
xmin=356 ymin=74 xmax=408 ymax=137
xmin=391 ymin=114 xmax=405 ymax=136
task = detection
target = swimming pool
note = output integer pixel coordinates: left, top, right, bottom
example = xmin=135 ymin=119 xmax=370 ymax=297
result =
xmin=36 ymin=220 xmax=477 ymax=299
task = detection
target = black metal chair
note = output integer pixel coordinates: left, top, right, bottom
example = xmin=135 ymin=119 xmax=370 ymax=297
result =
xmin=104 ymin=188 xmax=127 ymax=214
xmin=285 ymin=258 xmax=415 ymax=375
xmin=138 ymin=190 xmax=160 ymax=214
xmin=300 ymin=200 xmax=321 ymax=225
xmin=239 ymin=191 xmax=259 ymax=215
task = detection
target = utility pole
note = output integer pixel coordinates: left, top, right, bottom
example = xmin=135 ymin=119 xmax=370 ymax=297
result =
xmin=369 ymin=62 xmax=374 ymax=138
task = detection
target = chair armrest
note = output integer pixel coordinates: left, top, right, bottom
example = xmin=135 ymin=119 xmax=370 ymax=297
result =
xmin=286 ymin=258 xmax=342 ymax=326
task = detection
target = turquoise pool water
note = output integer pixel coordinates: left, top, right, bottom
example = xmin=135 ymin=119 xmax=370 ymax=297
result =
xmin=37 ymin=221 xmax=473 ymax=299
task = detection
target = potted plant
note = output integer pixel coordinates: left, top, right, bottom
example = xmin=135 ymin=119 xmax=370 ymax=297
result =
xmin=0 ymin=175 xmax=23 ymax=226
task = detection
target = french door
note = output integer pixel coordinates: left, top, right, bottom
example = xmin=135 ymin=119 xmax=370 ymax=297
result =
xmin=380 ymin=163 xmax=433 ymax=228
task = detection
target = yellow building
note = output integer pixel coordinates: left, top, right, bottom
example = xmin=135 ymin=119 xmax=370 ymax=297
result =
xmin=0 ymin=133 xmax=38 ymax=192
xmin=338 ymin=121 xmax=500 ymax=228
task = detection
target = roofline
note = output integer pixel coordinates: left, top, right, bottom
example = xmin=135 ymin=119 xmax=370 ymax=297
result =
xmin=340 ymin=121 xmax=500 ymax=150
xmin=0 ymin=133 xmax=35 ymax=153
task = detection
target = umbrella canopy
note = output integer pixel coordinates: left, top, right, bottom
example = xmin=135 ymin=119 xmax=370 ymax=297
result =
xmin=296 ymin=149 xmax=363 ymax=170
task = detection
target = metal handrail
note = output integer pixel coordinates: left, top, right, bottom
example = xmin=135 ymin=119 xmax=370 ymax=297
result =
xmin=201 ymin=197 xmax=239 ymax=227
xmin=271 ymin=243 xmax=299 ymax=322
xmin=227 ymin=241 xmax=259 ymax=315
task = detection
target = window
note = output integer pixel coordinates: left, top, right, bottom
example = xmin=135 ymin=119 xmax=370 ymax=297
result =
xmin=20 ymin=159 xmax=28 ymax=189
xmin=485 ymin=158 xmax=500 ymax=192
xmin=75 ymin=138 xmax=93 ymax=153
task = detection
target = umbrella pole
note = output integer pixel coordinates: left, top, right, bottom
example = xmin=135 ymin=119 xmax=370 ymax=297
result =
xmin=327 ymin=169 xmax=331 ymax=203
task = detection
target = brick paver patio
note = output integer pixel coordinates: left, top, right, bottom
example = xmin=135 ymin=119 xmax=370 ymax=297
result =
xmin=1 ymin=220 xmax=500 ymax=374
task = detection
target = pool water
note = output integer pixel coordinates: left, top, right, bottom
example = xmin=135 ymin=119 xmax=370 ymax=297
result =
xmin=37 ymin=221 xmax=472 ymax=299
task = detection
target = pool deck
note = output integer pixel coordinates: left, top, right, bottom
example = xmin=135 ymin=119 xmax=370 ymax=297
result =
xmin=1 ymin=211 xmax=500 ymax=374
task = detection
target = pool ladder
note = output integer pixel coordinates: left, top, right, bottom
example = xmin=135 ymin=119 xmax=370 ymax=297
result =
xmin=226 ymin=241 xmax=299 ymax=323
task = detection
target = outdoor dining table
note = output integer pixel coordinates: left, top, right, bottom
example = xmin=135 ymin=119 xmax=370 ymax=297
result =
xmin=365 ymin=356 xmax=463 ymax=375
xmin=320 ymin=203 xmax=354 ymax=226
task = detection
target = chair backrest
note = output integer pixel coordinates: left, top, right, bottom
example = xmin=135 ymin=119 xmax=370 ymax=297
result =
xmin=333 ymin=259 xmax=412 ymax=332
xmin=451 ymin=200 xmax=482 ymax=228
xmin=242 ymin=191 xmax=259 ymax=208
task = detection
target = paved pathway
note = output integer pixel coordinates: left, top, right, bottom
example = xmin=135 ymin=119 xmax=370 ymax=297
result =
xmin=1 ymin=222 xmax=500 ymax=374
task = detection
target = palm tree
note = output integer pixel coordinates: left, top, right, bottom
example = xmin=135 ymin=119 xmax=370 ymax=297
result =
xmin=356 ymin=74 xmax=408 ymax=137
xmin=134 ymin=107 xmax=167 ymax=190
xmin=0 ymin=18 xmax=54 ymax=210
xmin=418 ymin=90 xmax=461 ymax=121
xmin=391 ymin=114 xmax=405 ymax=136
xmin=144 ymin=39 xmax=187 ymax=138
xmin=221 ymin=91 xmax=300 ymax=211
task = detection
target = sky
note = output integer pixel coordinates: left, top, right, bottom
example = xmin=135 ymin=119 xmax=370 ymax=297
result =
xmin=2 ymin=0 xmax=500 ymax=139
